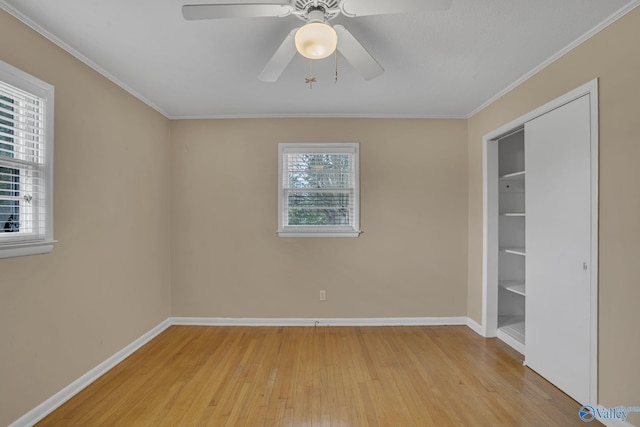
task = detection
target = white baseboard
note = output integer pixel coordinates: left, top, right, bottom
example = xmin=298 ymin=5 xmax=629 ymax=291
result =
xmin=496 ymin=328 xmax=526 ymax=355
xmin=466 ymin=317 xmax=484 ymax=336
xmin=170 ymin=316 xmax=469 ymax=327
xmin=9 ymin=319 xmax=172 ymax=427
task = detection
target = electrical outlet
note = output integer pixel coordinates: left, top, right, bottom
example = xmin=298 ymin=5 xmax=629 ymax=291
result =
xmin=319 ymin=290 xmax=326 ymax=301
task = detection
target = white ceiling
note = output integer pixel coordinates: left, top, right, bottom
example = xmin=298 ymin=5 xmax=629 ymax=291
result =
xmin=0 ymin=0 xmax=635 ymax=118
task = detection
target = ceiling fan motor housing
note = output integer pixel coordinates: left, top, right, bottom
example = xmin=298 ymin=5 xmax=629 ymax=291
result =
xmin=293 ymin=0 xmax=340 ymax=21
xmin=306 ymin=7 xmax=327 ymax=23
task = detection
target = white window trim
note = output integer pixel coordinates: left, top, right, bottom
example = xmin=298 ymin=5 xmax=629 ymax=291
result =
xmin=278 ymin=142 xmax=361 ymax=238
xmin=0 ymin=60 xmax=55 ymax=259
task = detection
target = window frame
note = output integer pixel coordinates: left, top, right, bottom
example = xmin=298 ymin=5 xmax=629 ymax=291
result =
xmin=0 ymin=60 xmax=55 ymax=259
xmin=277 ymin=142 xmax=361 ymax=238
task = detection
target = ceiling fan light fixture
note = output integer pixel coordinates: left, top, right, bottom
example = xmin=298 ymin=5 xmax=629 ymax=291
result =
xmin=295 ymin=22 xmax=338 ymax=60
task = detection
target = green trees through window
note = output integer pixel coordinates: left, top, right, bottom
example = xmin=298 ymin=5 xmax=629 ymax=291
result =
xmin=286 ymin=153 xmax=352 ymax=227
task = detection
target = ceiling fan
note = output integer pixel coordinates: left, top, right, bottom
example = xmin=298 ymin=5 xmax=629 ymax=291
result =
xmin=182 ymin=0 xmax=453 ymax=82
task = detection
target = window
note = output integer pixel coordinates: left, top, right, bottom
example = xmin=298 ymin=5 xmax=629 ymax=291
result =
xmin=0 ymin=60 xmax=54 ymax=258
xmin=278 ymin=143 xmax=360 ymax=237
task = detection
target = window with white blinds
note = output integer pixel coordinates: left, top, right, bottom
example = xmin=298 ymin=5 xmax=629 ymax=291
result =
xmin=278 ymin=143 xmax=360 ymax=237
xmin=0 ymin=60 xmax=54 ymax=258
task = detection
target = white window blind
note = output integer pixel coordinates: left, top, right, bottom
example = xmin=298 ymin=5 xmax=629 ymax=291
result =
xmin=0 ymin=60 xmax=54 ymax=258
xmin=278 ymin=143 xmax=360 ymax=237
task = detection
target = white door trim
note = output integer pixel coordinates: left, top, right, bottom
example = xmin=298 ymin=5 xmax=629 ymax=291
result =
xmin=481 ymin=78 xmax=598 ymax=405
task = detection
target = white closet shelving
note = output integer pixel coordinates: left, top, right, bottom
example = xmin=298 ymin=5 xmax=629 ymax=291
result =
xmin=501 ymin=248 xmax=526 ymax=256
xmin=497 ymin=129 xmax=526 ymax=352
xmin=499 ymin=281 xmax=526 ymax=296
xmin=500 ymin=170 xmax=525 ymax=180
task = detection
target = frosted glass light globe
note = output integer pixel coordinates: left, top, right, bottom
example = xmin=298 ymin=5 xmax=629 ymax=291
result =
xmin=295 ymin=23 xmax=338 ymax=60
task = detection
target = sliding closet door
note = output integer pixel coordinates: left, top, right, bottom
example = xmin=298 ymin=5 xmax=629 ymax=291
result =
xmin=525 ymin=94 xmax=592 ymax=404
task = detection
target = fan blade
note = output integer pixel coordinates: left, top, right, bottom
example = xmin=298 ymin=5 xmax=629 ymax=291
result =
xmin=334 ymin=25 xmax=383 ymax=80
xmin=259 ymin=28 xmax=299 ymax=82
xmin=182 ymin=3 xmax=293 ymax=20
xmin=340 ymin=0 xmax=452 ymax=17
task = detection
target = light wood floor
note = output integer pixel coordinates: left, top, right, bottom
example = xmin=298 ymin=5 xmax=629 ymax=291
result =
xmin=38 ymin=325 xmax=597 ymax=426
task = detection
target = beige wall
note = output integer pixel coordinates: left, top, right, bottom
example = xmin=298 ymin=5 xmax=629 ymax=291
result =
xmin=467 ymin=6 xmax=640 ymax=422
xmin=0 ymin=10 xmax=172 ymax=426
xmin=171 ymin=118 xmax=468 ymax=318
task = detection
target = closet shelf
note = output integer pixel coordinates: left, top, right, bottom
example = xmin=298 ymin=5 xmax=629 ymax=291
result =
xmin=501 ymin=247 xmax=526 ymax=256
xmin=499 ymin=170 xmax=525 ymax=180
xmin=499 ymin=281 xmax=526 ymax=296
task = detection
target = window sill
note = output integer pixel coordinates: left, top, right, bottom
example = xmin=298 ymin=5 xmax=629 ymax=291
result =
xmin=0 ymin=240 xmax=57 ymax=259
xmin=277 ymin=231 xmax=361 ymax=238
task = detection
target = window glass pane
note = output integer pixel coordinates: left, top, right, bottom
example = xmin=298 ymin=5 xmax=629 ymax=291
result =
xmin=288 ymin=209 xmax=350 ymax=226
xmin=0 ymin=94 xmax=15 ymax=159
xmin=0 ymin=93 xmax=19 ymax=233
xmin=287 ymin=192 xmax=351 ymax=226
xmin=287 ymin=153 xmax=351 ymax=189
xmin=285 ymin=153 xmax=353 ymax=227
xmin=0 ymin=166 xmax=20 ymax=233
xmin=0 ymin=87 xmax=44 ymax=238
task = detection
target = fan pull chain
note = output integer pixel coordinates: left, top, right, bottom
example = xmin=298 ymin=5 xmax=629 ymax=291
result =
xmin=335 ymin=50 xmax=338 ymax=83
xmin=305 ymin=59 xmax=317 ymax=89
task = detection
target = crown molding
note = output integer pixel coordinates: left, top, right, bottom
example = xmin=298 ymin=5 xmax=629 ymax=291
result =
xmin=168 ymin=113 xmax=467 ymax=120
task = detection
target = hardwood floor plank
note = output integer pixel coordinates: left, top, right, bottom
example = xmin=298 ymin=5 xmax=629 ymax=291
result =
xmin=36 ymin=325 xmax=599 ymax=426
